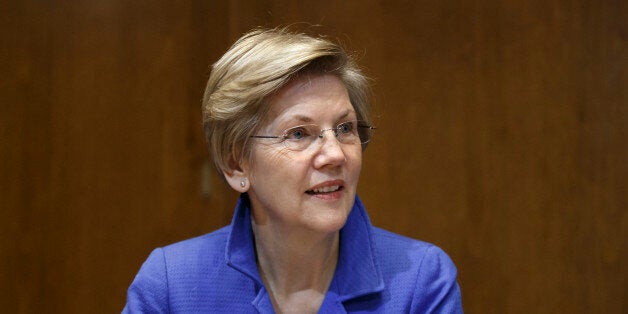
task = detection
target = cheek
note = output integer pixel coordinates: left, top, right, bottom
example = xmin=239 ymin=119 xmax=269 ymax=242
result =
xmin=249 ymin=146 xmax=303 ymax=183
xmin=348 ymin=147 xmax=363 ymax=172
xmin=257 ymin=144 xmax=292 ymax=163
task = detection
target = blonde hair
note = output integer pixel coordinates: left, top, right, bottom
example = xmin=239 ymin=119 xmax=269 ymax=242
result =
xmin=202 ymin=27 xmax=371 ymax=175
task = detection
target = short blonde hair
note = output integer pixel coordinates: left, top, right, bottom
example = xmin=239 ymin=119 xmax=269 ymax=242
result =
xmin=202 ymin=27 xmax=371 ymax=175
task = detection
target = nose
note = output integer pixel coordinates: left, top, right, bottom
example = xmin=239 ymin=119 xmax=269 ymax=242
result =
xmin=317 ymin=127 xmax=338 ymax=139
xmin=312 ymin=130 xmax=346 ymax=168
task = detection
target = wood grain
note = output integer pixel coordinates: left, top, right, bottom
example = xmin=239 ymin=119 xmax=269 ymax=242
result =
xmin=1 ymin=1 xmax=625 ymax=313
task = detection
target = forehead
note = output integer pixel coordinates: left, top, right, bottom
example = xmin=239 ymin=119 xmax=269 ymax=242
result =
xmin=265 ymin=74 xmax=355 ymax=126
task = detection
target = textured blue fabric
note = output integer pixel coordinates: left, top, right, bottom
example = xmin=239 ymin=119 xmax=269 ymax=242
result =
xmin=123 ymin=195 xmax=463 ymax=313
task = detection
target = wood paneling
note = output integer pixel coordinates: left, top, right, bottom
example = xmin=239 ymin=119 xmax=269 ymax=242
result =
xmin=1 ymin=1 xmax=237 ymax=312
xmin=1 ymin=1 xmax=625 ymax=313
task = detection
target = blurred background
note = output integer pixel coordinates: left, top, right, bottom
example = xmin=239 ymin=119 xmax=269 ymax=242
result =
xmin=1 ymin=1 xmax=626 ymax=313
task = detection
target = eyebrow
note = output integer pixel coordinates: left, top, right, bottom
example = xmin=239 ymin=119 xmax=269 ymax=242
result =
xmin=283 ymin=109 xmax=356 ymax=125
xmin=289 ymin=115 xmax=314 ymax=123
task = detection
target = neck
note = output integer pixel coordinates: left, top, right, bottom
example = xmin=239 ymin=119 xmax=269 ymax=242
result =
xmin=251 ymin=217 xmax=339 ymax=312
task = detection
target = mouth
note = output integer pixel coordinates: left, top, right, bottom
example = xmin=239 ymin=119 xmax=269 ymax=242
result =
xmin=305 ymin=184 xmax=344 ymax=195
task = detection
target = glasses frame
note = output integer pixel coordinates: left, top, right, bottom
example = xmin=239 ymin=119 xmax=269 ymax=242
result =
xmin=250 ymin=120 xmax=376 ymax=151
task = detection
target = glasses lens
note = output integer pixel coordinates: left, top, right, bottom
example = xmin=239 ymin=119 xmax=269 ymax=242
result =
xmin=280 ymin=121 xmax=374 ymax=150
xmin=335 ymin=121 xmax=358 ymax=144
xmin=282 ymin=124 xmax=317 ymax=151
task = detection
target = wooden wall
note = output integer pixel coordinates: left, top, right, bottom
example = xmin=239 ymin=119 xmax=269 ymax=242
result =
xmin=1 ymin=1 xmax=625 ymax=313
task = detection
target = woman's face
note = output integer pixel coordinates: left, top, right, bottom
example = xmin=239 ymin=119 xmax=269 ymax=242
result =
xmin=245 ymin=74 xmax=362 ymax=234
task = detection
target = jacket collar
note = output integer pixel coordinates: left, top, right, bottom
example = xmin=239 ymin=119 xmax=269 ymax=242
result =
xmin=329 ymin=195 xmax=385 ymax=301
xmin=224 ymin=194 xmax=264 ymax=287
xmin=225 ymin=194 xmax=384 ymax=306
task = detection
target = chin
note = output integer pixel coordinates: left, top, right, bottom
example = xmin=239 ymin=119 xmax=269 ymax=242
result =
xmin=305 ymin=207 xmax=351 ymax=234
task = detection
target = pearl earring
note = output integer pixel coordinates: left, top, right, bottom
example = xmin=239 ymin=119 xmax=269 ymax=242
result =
xmin=240 ymin=179 xmax=246 ymax=188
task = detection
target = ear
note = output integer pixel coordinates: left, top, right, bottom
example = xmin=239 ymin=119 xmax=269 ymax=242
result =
xmin=223 ymin=156 xmax=249 ymax=193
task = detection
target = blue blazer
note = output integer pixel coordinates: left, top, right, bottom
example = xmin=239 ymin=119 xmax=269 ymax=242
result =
xmin=124 ymin=195 xmax=463 ymax=313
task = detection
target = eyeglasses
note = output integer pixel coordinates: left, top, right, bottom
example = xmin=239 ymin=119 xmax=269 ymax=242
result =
xmin=250 ymin=120 xmax=376 ymax=151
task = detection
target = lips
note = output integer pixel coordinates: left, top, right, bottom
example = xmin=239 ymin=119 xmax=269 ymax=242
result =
xmin=306 ymin=181 xmax=344 ymax=195
xmin=306 ymin=185 xmax=341 ymax=194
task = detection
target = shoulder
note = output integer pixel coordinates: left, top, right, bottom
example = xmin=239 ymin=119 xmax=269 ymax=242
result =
xmin=160 ymin=226 xmax=230 ymax=265
xmin=369 ymin=227 xmax=457 ymax=279
xmin=147 ymin=225 xmax=233 ymax=283
xmin=370 ymin=227 xmax=452 ymax=268
xmin=369 ymin=227 xmax=463 ymax=313
xmin=123 ymin=226 xmax=231 ymax=313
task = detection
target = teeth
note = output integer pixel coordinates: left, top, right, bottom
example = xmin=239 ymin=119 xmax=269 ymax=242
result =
xmin=310 ymin=185 xmax=340 ymax=193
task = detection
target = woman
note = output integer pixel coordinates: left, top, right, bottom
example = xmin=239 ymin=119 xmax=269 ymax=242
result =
xmin=124 ymin=27 xmax=462 ymax=313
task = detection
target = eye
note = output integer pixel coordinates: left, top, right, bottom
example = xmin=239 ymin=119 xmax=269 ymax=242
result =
xmin=337 ymin=121 xmax=355 ymax=134
xmin=284 ymin=126 xmax=311 ymax=140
